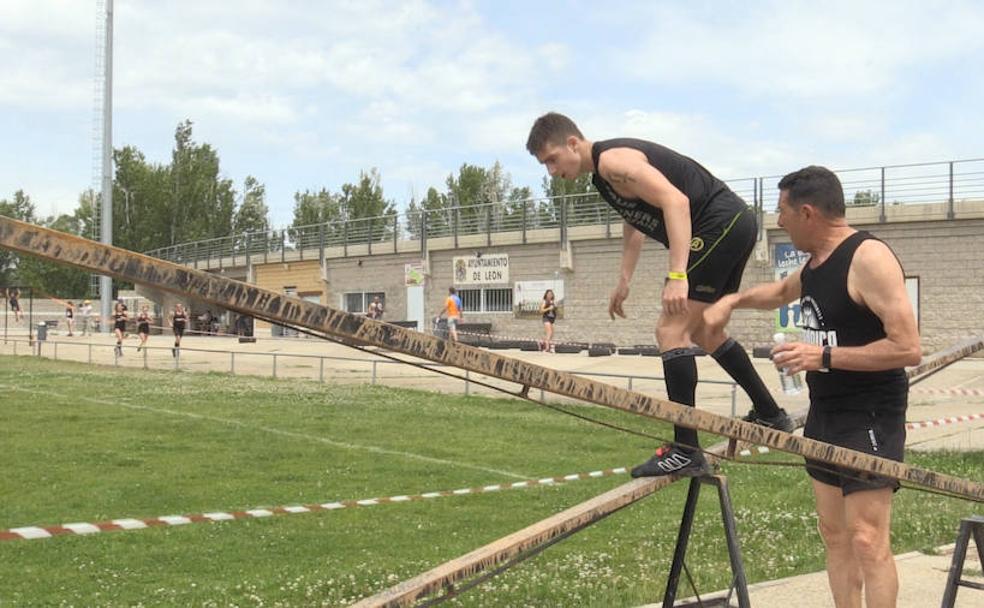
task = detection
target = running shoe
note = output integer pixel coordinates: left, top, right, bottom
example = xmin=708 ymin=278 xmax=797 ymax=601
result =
xmin=630 ymin=444 xmax=710 ymax=478
xmin=741 ymin=408 xmax=796 ymax=433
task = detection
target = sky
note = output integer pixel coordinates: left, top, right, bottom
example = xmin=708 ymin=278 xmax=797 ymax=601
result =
xmin=2 ymin=0 xmax=983 ymax=228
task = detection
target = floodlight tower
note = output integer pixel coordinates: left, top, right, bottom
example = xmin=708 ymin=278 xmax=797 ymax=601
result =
xmin=92 ymin=0 xmax=114 ymax=329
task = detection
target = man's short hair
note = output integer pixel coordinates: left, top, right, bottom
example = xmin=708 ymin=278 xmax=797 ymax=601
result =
xmin=449 ymin=287 xmax=456 ymax=295
xmin=778 ymin=165 xmax=846 ymax=218
xmin=526 ymin=112 xmax=584 ymax=155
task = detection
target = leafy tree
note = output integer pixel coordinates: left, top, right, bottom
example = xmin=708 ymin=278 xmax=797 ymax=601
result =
xmin=540 ymin=173 xmax=600 ymax=227
xmin=338 ymin=169 xmax=397 ymax=240
xmin=168 ymin=120 xmax=236 ymax=245
xmin=851 ymin=189 xmax=881 ymax=207
xmin=234 ymin=175 xmax=270 ymax=236
xmin=405 ymin=186 xmax=450 ymax=239
xmin=0 ymin=190 xmax=36 ymax=286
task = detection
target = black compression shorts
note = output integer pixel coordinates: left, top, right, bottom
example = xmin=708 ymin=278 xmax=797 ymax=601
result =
xmin=684 ymin=195 xmax=757 ymax=303
xmin=803 ymin=406 xmax=905 ymax=495
xmin=173 ymin=322 xmax=185 ymax=338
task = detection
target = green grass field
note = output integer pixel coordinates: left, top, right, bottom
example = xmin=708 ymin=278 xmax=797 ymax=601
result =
xmin=0 ymin=356 xmax=980 ymax=607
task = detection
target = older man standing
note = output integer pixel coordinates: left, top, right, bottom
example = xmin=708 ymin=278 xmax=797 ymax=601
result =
xmin=704 ymin=165 xmax=921 ymax=608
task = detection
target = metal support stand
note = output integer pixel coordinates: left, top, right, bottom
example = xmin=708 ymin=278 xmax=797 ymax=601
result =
xmin=942 ymin=515 xmax=984 ymax=608
xmin=663 ymin=475 xmax=750 ymax=608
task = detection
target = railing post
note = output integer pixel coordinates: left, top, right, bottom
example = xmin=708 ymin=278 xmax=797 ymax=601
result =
xmin=464 ymin=369 xmax=470 ymax=396
xmin=344 ymin=221 xmax=349 ymax=257
xmin=606 ymin=206 xmax=612 ymax=238
xmin=420 ymin=213 xmax=427 ymax=254
xmin=559 ymin=198 xmax=568 ymax=245
xmin=453 ymin=206 xmax=459 ymax=249
xmin=263 ymin=232 xmax=269 ymax=264
xmin=879 ymin=167 xmax=887 ymax=223
xmin=318 ymin=224 xmax=325 ymax=261
xmin=368 ymin=217 xmax=373 ymax=255
xmin=372 ymin=360 xmax=377 ymax=385
xmin=299 ymin=227 xmax=304 ymax=261
xmin=88 ymin=343 xmax=92 ymax=364
xmin=948 ymin=161 xmax=955 ymax=219
xmin=230 ymin=351 xmax=235 ymax=375
xmin=319 ymin=357 xmax=325 ymax=383
xmin=245 ymin=232 xmax=251 ymax=267
xmin=522 ymin=200 xmax=528 ymax=244
xmin=193 ymin=242 xmax=199 ymax=269
xmin=281 ymin=231 xmax=286 ymax=263
xmin=731 ymin=383 xmax=738 ymax=417
xmin=486 ymin=206 xmax=492 ymax=246
xmin=393 ymin=215 xmax=398 ymax=253
xmin=272 ymin=354 xmax=277 ymax=378
xmin=627 ymin=376 xmax=633 ymax=391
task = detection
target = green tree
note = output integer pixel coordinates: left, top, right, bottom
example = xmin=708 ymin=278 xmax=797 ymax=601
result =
xmin=234 ymin=175 xmax=270 ymax=236
xmin=16 ymin=213 xmax=90 ymax=298
xmin=851 ymin=190 xmax=881 ymax=207
xmin=168 ymin=120 xmax=236 ymax=245
xmin=405 ymin=187 xmax=450 ymax=239
xmin=540 ymin=173 xmax=600 ymax=227
xmin=0 ymin=190 xmax=36 ymax=286
xmin=338 ymin=169 xmax=397 ymax=241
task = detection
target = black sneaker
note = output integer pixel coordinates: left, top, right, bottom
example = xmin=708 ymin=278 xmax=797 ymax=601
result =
xmin=742 ymin=408 xmax=795 ymax=433
xmin=631 ymin=445 xmax=711 ymax=478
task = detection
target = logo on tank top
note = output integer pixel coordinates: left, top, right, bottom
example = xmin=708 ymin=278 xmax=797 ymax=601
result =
xmin=690 ymin=237 xmax=704 ymax=252
xmin=799 ymin=296 xmax=838 ymax=347
xmin=598 ymin=181 xmax=662 ymax=235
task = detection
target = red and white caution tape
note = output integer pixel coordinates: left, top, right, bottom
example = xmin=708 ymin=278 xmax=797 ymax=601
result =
xmin=0 ymin=466 xmax=628 ymax=543
xmin=910 ymin=387 xmax=984 ymax=398
xmin=906 ymin=412 xmax=984 ymax=430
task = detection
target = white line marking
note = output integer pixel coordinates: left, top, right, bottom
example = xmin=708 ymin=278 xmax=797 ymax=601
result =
xmin=0 ymin=384 xmax=531 ymax=480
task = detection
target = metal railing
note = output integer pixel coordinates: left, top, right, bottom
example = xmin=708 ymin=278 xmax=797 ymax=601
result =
xmin=144 ymin=158 xmax=984 ymax=268
xmin=1 ymin=337 xmax=742 ymax=415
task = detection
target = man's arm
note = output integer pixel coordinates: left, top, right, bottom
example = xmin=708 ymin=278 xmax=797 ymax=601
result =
xmin=599 ymin=148 xmax=691 ymax=315
xmin=703 ymin=268 xmax=803 ymax=331
xmin=609 ymin=222 xmax=646 ymax=320
xmin=831 ymin=241 xmax=921 ymax=370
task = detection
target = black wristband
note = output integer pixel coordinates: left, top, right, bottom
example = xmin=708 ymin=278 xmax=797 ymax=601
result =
xmin=822 ymin=345 xmax=832 ymax=369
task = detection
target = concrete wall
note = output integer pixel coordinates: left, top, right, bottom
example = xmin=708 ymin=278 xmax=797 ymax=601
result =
xmin=244 ymin=201 xmax=984 ymax=352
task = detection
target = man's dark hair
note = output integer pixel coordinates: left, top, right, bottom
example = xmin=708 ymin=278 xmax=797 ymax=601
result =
xmin=526 ymin=112 xmax=584 ymax=155
xmin=449 ymin=287 xmax=456 ymax=295
xmin=777 ymin=165 xmax=846 ymax=218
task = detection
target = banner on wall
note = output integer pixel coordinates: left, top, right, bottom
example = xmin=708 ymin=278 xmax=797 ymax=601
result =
xmin=774 ymin=243 xmax=810 ymax=332
xmin=404 ymin=262 xmax=426 ymax=286
xmin=514 ymin=280 xmax=564 ymax=320
xmin=453 ymin=254 xmax=509 ymax=285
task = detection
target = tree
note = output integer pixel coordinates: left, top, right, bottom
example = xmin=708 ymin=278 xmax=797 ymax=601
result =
xmin=0 ymin=190 xmax=36 ymax=286
xmin=233 ymin=175 xmax=270 ymax=236
xmin=290 ymin=188 xmax=342 ymax=247
xmin=405 ymin=186 xmax=450 ymax=239
xmin=850 ymin=190 xmax=881 ymax=207
xmin=15 ymin=213 xmax=90 ymax=298
xmin=540 ymin=173 xmax=600 ymax=227
xmin=168 ymin=120 xmax=236 ymax=246
xmin=338 ymin=169 xmax=397 ymax=241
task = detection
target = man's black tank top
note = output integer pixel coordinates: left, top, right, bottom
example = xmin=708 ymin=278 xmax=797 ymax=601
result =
xmin=591 ymin=138 xmax=737 ymax=246
xmin=799 ymin=231 xmax=907 ymax=410
xmin=173 ymin=311 xmax=187 ymax=325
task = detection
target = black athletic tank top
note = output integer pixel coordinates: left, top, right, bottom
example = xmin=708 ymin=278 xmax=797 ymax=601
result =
xmin=591 ymin=138 xmax=735 ymax=246
xmin=799 ymin=231 xmax=907 ymax=410
xmin=542 ymin=301 xmax=557 ymax=323
xmin=173 ymin=311 xmax=187 ymax=325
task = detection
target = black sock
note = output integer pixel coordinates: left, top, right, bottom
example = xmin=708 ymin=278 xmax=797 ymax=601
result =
xmin=711 ymin=338 xmax=781 ymax=418
xmin=662 ymin=348 xmax=699 ymax=449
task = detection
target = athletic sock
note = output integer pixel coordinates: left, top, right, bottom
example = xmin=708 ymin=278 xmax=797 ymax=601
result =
xmin=662 ymin=348 xmax=699 ymax=449
xmin=711 ymin=338 xmax=781 ymax=418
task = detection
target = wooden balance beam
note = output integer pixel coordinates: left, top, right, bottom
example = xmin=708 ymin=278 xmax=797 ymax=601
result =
xmin=351 ymin=337 xmax=983 ymax=607
xmin=0 ymin=216 xmax=979 ymax=499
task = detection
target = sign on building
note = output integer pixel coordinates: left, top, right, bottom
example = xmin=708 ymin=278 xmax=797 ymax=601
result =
xmin=774 ymin=243 xmax=809 ymax=332
xmin=405 ymin=262 xmax=426 ymax=286
xmin=453 ymin=254 xmax=509 ymax=285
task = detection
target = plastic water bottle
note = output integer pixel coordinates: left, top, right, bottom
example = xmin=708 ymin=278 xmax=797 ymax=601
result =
xmin=773 ymin=332 xmax=804 ymax=395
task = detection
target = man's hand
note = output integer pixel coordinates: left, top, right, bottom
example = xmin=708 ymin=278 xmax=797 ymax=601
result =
xmin=772 ymin=342 xmax=824 ymax=375
xmin=662 ymin=278 xmax=689 ymax=316
xmin=703 ymin=294 xmax=736 ymax=332
xmin=609 ymin=280 xmax=630 ymax=320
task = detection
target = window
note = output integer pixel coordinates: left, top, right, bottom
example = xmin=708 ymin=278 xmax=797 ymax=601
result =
xmin=457 ymin=287 xmax=512 ymax=313
xmin=343 ymin=292 xmax=385 ymax=314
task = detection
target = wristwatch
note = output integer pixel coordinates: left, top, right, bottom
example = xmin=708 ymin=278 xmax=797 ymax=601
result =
xmin=822 ymin=345 xmax=832 ymax=369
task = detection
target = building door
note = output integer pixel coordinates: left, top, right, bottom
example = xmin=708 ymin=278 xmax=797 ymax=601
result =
xmin=406 ymin=285 xmax=425 ymax=331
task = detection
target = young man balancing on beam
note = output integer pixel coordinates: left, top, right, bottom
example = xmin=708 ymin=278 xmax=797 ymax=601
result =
xmin=526 ymin=112 xmax=794 ymax=477
xmin=703 ymin=166 xmax=920 ymax=607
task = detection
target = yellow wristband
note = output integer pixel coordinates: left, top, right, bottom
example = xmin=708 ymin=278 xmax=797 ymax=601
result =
xmin=667 ymin=271 xmax=687 ymax=281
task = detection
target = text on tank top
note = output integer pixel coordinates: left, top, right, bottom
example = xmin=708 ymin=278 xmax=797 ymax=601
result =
xmin=799 ymin=231 xmax=907 ymax=408
xmin=591 ymin=138 xmax=732 ymax=246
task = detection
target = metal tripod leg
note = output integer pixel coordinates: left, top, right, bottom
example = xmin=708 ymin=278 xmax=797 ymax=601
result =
xmin=662 ymin=475 xmax=751 ymax=608
xmin=942 ymin=515 xmax=984 ymax=608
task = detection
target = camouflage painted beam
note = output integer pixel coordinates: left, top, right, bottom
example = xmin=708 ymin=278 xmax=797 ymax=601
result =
xmin=350 ymin=339 xmax=982 ymax=607
xmin=1 ymin=216 xmax=981 ymax=502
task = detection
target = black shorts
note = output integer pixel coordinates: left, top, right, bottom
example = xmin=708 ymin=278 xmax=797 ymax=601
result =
xmin=685 ymin=197 xmax=757 ymax=303
xmin=173 ymin=323 xmax=185 ymax=337
xmin=803 ymin=406 xmax=906 ymax=495
xmin=9 ymin=299 xmax=20 ymax=312
xmin=138 ymin=323 xmax=150 ymax=335
xmin=114 ymin=320 xmax=127 ymax=332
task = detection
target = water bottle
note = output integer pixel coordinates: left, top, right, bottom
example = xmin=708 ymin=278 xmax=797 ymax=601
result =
xmin=773 ymin=332 xmax=804 ymax=395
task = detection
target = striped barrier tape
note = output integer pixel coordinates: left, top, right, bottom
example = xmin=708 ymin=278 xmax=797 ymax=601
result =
xmin=906 ymin=412 xmax=984 ymax=430
xmin=0 ymin=466 xmax=628 ymax=543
